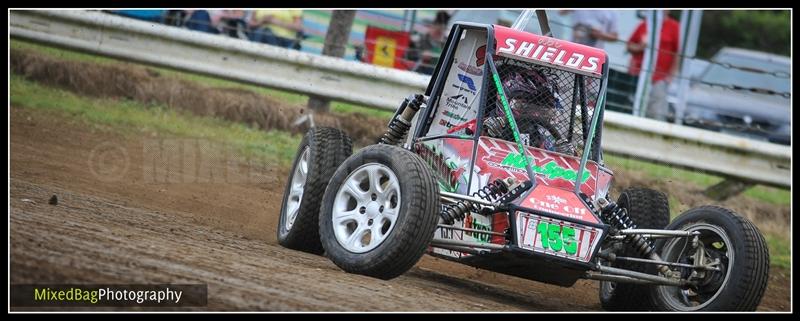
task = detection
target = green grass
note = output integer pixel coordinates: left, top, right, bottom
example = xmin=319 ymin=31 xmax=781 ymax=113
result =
xmin=11 ymin=39 xmax=394 ymax=120
xmin=743 ymin=185 xmax=792 ymax=206
xmin=331 ymin=102 xmax=394 ymax=120
xmin=765 ymin=234 xmax=791 ymax=270
xmin=667 ymin=195 xmax=686 ymax=220
xmin=604 ymin=154 xmax=789 ymax=206
xmin=10 ymin=77 xmax=302 ymax=168
xmin=604 ymin=154 xmax=722 ymax=187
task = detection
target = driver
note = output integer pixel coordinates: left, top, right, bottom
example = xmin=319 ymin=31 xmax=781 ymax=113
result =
xmin=483 ymin=67 xmax=576 ymax=155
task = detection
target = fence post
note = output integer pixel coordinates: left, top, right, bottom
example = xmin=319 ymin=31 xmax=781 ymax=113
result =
xmin=704 ymin=179 xmax=755 ymax=201
xmin=673 ymin=10 xmax=703 ymax=125
xmin=307 ymin=10 xmax=357 ymax=113
xmin=632 ymin=10 xmax=662 ymax=117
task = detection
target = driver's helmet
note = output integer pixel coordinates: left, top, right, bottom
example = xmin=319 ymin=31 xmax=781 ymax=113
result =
xmin=503 ymin=67 xmax=560 ymax=112
xmin=489 ymin=67 xmax=566 ymax=151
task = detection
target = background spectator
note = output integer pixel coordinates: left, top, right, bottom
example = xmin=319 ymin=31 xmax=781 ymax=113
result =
xmin=248 ymin=10 xmax=305 ymax=50
xmin=163 ymin=10 xmax=188 ymax=27
xmin=185 ymin=10 xmax=218 ymax=34
xmin=213 ymin=10 xmax=248 ymax=39
xmin=184 ymin=10 xmax=247 ymax=38
xmin=563 ymin=10 xmax=619 ymax=49
xmin=111 ymin=10 xmax=166 ymax=23
xmin=627 ymin=11 xmax=680 ymax=121
xmin=407 ymin=10 xmax=450 ymax=75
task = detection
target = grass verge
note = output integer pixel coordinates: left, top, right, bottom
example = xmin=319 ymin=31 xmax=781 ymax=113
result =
xmin=10 ymin=39 xmax=395 ymax=121
xmin=603 ymin=154 xmax=789 ymax=207
xmin=10 ymin=77 xmax=301 ymax=168
xmin=765 ymin=234 xmax=791 ymax=270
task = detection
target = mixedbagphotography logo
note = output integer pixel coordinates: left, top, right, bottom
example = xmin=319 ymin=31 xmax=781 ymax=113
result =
xmin=88 ymin=142 xmax=130 ymax=182
xmin=10 ymin=284 xmax=207 ymax=307
xmin=142 ymin=138 xmax=273 ymax=184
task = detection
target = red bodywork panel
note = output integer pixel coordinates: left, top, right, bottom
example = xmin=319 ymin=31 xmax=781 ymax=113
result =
xmin=438 ymin=137 xmax=609 ymax=240
xmin=443 ymin=137 xmax=605 ymax=196
xmin=493 ymin=25 xmax=607 ymax=77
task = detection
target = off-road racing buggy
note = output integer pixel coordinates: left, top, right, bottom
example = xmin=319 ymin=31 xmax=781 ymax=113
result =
xmin=277 ymin=12 xmax=770 ymax=311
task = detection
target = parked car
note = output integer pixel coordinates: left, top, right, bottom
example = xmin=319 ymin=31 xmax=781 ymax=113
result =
xmin=670 ymin=47 xmax=790 ymax=145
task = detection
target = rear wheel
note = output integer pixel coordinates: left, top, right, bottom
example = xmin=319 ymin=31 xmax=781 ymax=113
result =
xmin=319 ymin=144 xmax=440 ymax=280
xmin=277 ymin=127 xmax=352 ymax=254
xmin=599 ymin=187 xmax=670 ymax=311
xmin=649 ymin=206 xmax=769 ymax=311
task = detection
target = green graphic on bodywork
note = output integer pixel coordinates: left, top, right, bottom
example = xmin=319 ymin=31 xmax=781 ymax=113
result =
xmin=437 ymin=160 xmax=461 ymax=193
xmin=500 ymin=153 xmax=591 ymax=183
xmin=415 ymin=143 xmax=461 ymax=193
xmin=467 ymin=217 xmax=492 ymax=243
xmin=491 ymin=71 xmax=529 ymax=169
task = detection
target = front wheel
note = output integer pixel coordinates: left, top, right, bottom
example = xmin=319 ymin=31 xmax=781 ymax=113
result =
xmin=649 ymin=206 xmax=769 ymax=311
xmin=319 ymin=144 xmax=440 ymax=280
xmin=599 ymin=187 xmax=670 ymax=311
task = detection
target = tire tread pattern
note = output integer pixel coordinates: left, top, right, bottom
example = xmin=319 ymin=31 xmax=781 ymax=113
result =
xmin=278 ymin=127 xmax=353 ymax=254
xmin=600 ymin=187 xmax=670 ymax=311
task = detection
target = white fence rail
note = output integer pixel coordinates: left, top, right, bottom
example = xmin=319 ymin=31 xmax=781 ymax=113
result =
xmin=10 ymin=10 xmax=791 ymax=188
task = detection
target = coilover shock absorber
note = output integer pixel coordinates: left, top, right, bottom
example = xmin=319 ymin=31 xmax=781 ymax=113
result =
xmin=440 ymin=179 xmax=510 ymax=225
xmin=598 ymin=198 xmax=673 ymax=276
xmin=378 ymin=94 xmax=425 ymax=146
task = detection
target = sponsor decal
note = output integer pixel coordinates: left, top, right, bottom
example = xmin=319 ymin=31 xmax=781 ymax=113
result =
xmin=475 ymin=45 xmax=486 ymax=67
xmin=457 ymin=62 xmax=483 ymax=76
xmin=494 ymin=26 xmax=604 ymax=74
xmin=449 ymin=94 xmax=469 ymax=105
xmin=450 ymin=84 xmax=476 ymax=95
xmin=441 ymin=110 xmax=469 ymax=122
xmin=457 ymin=74 xmax=477 ymax=91
xmin=464 ymin=213 xmax=491 ymax=243
xmin=438 ymin=215 xmax=464 ymax=240
xmin=482 ymin=149 xmax=590 ymax=183
xmin=414 ymin=143 xmax=465 ymax=192
xmin=528 ymin=194 xmax=591 ymax=221
xmin=525 ymin=185 xmax=599 ymax=223
xmin=439 ymin=119 xmax=457 ymax=129
xmin=546 ymin=194 xmax=567 ymax=205
xmin=445 ymin=119 xmax=477 ymax=135
xmin=444 ymin=94 xmax=470 ymax=111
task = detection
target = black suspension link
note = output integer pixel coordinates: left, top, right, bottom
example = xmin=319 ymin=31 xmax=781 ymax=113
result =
xmin=378 ymin=94 xmax=425 ymax=146
xmin=440 ymin=178 xmax=533 ymax=225
xmin=440 ymin=179 xmax=509 ymax=225
xmin=600 ymin=200 xmax=657 ymax=259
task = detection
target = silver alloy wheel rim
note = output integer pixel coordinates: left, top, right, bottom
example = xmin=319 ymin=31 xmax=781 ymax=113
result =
xmin=656 ymin=223 xmax=733 ymax=311
xmin=284 ymin=147 xmax=310 ymax=231
xmin=332 ymin=163 xmax=401 ymax=253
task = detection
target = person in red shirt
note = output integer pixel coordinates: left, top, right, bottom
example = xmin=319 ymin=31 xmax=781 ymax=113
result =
xmin=627 ymin=11 xmax=681 ymax=121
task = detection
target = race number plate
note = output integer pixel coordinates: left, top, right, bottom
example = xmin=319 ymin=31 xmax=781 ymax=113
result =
xmin=516 ymin=213 xmax=603 ymax=263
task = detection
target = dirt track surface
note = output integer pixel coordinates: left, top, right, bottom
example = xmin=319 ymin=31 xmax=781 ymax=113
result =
xmin=9 ymin=107 xmax=790 ymax=311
